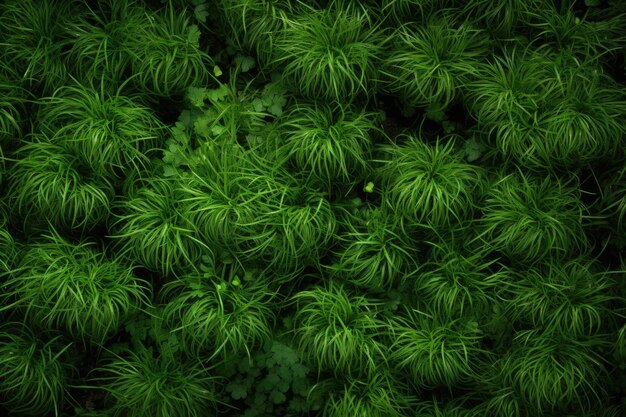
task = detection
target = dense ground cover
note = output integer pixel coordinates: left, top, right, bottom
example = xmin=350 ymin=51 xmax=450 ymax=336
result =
xmin=0 ymin=0 xmax=625 ymax=416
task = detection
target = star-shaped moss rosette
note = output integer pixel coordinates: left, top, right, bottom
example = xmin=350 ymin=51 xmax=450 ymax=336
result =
xmin=0 ymin=323 xmax=75 ymax=416
xmin=291 ymin=282 xmax=388 ymax=379
xmin=94 ymin=346 xmax=219 ymax=417
xmin=7 ymin=139 xmax=115 ymax=232
xmin=272 ymin=0 xmax=385 ymax=103
xmin=0 ymin=0 xmax=74 ymax=93
xmin=476 ymin=169 xmax=589 ymax=265
xmin=109 ymin=176 xmax=209 ymax=277
xmin=161 ymin=265 xmax=276 ymax=360
xmin=1 ymin=231 xmax=150 ymax=347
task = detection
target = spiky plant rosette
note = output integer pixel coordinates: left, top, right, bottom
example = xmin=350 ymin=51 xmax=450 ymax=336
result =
xmin=95 ymin=346 xmax=219 ymax=417
xmin=525 ymin=2 xmax=626 ymax=61
xmin=328 ymin=205 xmax=422 ymax=292
xmin=0 ymin=215 xmax=17 ymax=277
xmin=464 ymin=48 xmax=561 ymax=166
xmin=464 ymin=47 xmax=556 ymax=126
xmin=109 ymin=175 xmax=209 ymax=277
xmin=0 ymin=76 xmax=26 ymax=147
xmin=471 ymin=386 xmax=524 ymax=417
xmin=217 ymin=0 xmax=294 ymax=69
xmin=257 ymin=184 xmax=337 ymax=274
xmin=380 ymin=16 xmax=490 ymax=112
xmin=174 ymin=139 xmax=283 ymax=257
xmin=533 ymin=59 xmax=626 ymax=167
xmin=278 ymin=101 xmax=378 ymax=191
xmin=322 ymin=372 xmax=416 ymax=417
xmin=413 ymin=238 xmax=506 ymax=321
xmin=378 ymin=134 xmax=484 ymax=227
xmin=231 ymin=170 xmax=338 ymax=278
xmin=497 ymin=328 xmax=609 ymax=415
xmin=387 ymin=309 xmax=485 ymax=390
xmin=459 ymin=0 xmax=535 ymax=39
xmin=616 ymin=324 xmax=626 ymax=365
xmin=291 ymin=282 xmax=388 ymax=378
xmin=599 ymin=164 xmax=626 ymax=237
xmin=0 ymin=323 xmax=75 ymax=416
xmin=161 ymin=265 xmax=276 ymax=360
xmin=413 ymin=397 xmax=478 ymax=417
xmin=377 ymin=0 xmax=458 ymax=25
xmin=177 ymin=169 xmax=258 ymax=256
xmin=1 ymin=231 xmax=150 ymax=346
xmin=0 ymin=0 xmax=73 ymax=93
xmin=36 ymin=80 xmax=166 ymax=179
xmin=61 ymin=0 xmax=148 ymax=85
xmin=7 ymin=139 xmax=115 ymax=232
xmin=272 ymin=1 xmax=385 ymax=103
xmin=476 ymin=169 xmax=588 ymax=264
xmin=125 ymin=4 xmax=213 ymax=97
xmin=503 ymin=257 xmax=615 ymax=338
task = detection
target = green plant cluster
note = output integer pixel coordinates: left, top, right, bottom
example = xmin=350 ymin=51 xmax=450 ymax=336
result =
xmin=0 ymin=0 xmax=625 ymax=416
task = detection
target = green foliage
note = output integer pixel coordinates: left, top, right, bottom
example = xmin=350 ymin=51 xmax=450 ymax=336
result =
xmin=470 ymin=386 xmax=523 ymax=417
xmin=248 ymin=185 xmax=337 ymax=274
xmin=1 ymin=231 xmax=150 ymax=346
xmin=459 ymin=0 xmax=535 ymax=38
xmin=0 ymin=0 xmax=73 ymax=92
xmin=217 ymin=0 xmax=293 ymax=69
xmin=177 ymin=167 xmax=259 ymax=254
xmin=200 ymin=165 xmax=338 ymax=277
xmin=61 ymin=0 xmax=147 ymax=84
xmin=125 ymin=2 xmax=214 ymax=96
xmin=468 ymin=45 xmax=626 ymax=168
xmin=329 ymin=205 xmax=422 ymax=292
xmin=36 ymin=79 xmax=166 ymax=178
xmin=0 ymin=214 xmax=17 ymax=277
xmin=7 ymin=139 xmax=115 ymax=232
xmin=291 ymin=282 xmax=388 ymax=378
xmin=0 ymin=323 xmax=75 ymax=416
xmin=477 ymin=170 xmax=588 ymax=264
xmin=388 ymin=309 xmax=485 ymax=389
xmin=526 ymin=2 xmax=626 ymax=59
xmin=616 ymin=324 xmax=626 ymax=365
xmin=503 ymin=257 xmax=615 ymax=338
xmin=535 ymin=59 xmax=626 ymax=167
xmin=95 ymin=346 xmax=219 ymax=417
xmin=381 ymin=17 xmax=490 ymax=111
xmin=322 ymin=372 xmax=416 ymax=417
xmin=468 ymin=44 xmax=626 ymax=170
xmin=466 ymin=48 xmax=556 ymax=129
xmin=413 ymin=238 xmax=505 ymax=321
xmin=279 ymin=101 xmax=379 ymax=190
xmin=0 ymin=0 xmax=624 ymax=414
xmin=497 ymin=328 xmax=609 ymax=414
xmin=272 ymin=1 xmax=385 ymax=102
xmin=601 ymin=165 xmax=626 ymax=236
xmin=161 ymin=266 xmax=276 ymax=360
xmin=0 ymin=78 xmax=26 ymax=146
xmin=379 ymin=135 xmax=484 ymax=227
xmin=159 ymin=78 xmax=287 ymax=178
xmin=377 ymin=0 xmax=457 ymax=24
xmin=224 ymin=340 xmax=324 ymax=416
xmin=109 ymin=176 xmax=209 ymax=277
xmin=413 ymin=398 xmax=477 ymax=417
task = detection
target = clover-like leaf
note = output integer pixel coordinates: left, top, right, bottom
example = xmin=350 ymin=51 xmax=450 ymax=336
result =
xmin=227 ymin=382 xmax=249 ymax=400
xmin=269 ymin=390 xmax=286 ymax=404
xmin=235 ymin=55 xmax=256 ymax=73
xmin=187 ymin=87 xmax=208 ymax=108
xmin=187 ymin=24 xmax=201 ymax=45
xmin=463 ymin=137 xmax=487 ymax=162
